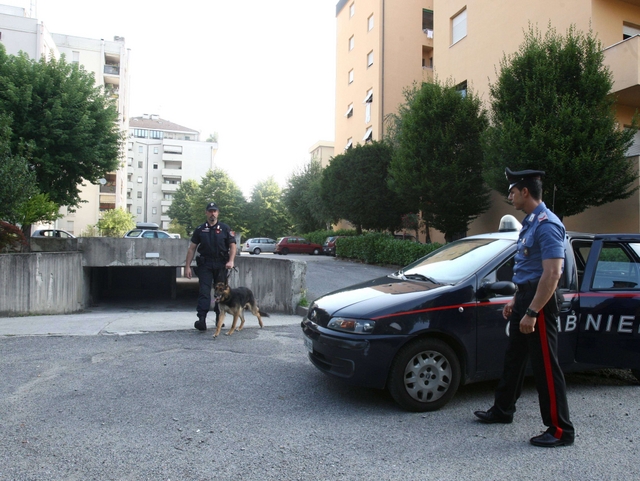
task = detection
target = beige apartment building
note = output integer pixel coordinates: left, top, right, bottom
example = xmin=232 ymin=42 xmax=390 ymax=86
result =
xmin=335 ymin=0 xmax=640 ymax=241
xmin=309 ymin=140 xmax=335 ymax=168
xmin=0 ymin=4 xmax=130 ymax=237
xmin=127 ymin=115 xmax=218 ymax=230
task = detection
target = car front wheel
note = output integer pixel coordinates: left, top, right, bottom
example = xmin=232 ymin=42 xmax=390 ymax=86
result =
xmin=312 ymin=248 xmax=320 ymax=255
xmin=387 ymin=338 xmax=461 ymax=412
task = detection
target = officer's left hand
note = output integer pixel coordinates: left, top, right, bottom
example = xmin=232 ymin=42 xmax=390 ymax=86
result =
xmin=520 ymin=315 xmax=536 ymax=334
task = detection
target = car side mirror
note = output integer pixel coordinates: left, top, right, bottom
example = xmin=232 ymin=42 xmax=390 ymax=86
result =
xmin=477 ymin=281 xmax=516 ymax=299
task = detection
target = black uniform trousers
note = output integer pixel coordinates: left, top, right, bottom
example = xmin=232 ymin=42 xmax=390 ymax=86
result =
xmin=493 ymin=286 xmax=575 ymax=441
xmin=196 ymin=257 xmax=226 ymax=321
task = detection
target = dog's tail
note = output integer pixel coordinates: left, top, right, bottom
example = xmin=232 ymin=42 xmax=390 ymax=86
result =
xmin=259 ymin=309 xmax=270 ymax=317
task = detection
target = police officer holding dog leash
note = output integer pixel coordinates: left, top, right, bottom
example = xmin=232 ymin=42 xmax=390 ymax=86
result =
xmin=474 ymin=168 xmax=575 ymax=448
xmin=185 ymin=202 xmax=236 ymax=331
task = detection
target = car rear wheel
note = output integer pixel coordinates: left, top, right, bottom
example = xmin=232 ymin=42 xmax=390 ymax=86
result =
xmin=388 ymin=338 xmax=461 ymax=412
xmin=253 ymin=248 xmax=261 ymax=255
xmin=281 ymin=248 xmax=289 ymax=255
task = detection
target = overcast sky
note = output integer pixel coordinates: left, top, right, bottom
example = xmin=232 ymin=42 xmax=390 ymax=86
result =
xmin=9 ymin=0 xmax=337 ymax=197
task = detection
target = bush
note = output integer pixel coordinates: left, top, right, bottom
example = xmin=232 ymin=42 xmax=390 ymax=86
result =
xmin=0 ymin=220 xmax=27 ymax=252
xmin=337 ymin=233 xmax=442 ymax=266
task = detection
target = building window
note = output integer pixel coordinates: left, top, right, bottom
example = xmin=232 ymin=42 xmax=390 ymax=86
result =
xmin=72 ymin=51 xmax=80 ymax=63
xmin=349 ymin=36 xmax=354 ymax=51
xmin=368 ymin=14 xmax=374 ymax=31
xmin=128 ymin=142 xmax=133 ymax=151
xmin=623 ymin=23 xmax=640 ymax=40
xmin=137 ymin=176 xmax=143 ymax=183
xmin=138 ymin=146 xmax=143 ymax=153
xmin=127 ymin=158 xmax=133 ymax=166
xmin=345 ymin=138 xmax=353 ymax=150
xmin=350 ymin=2 xmax=355 ymax=17
xmin=451 ymin=8 xmax=467 ymax=45
xmin=137 ymin=191 xmax=142 ymax=198
xmin=367 ymin=51 xmax=374 ymax=67
xmin=138 ymin=161 xmax=143 ymax=168
xmin=153 ymin=147 xmax=159 ymax=154
xmin=363 ymin=127 xmax=373 ymax=142
xmin=134 ymin=129 xmax=147 ymax=138
xmin=348 ymin=69 xmax=354 ymax=84
xmin=423 ymin=9 xmax=434 ymax=37
xmin=137 ymin=206 xmax=142 ymax=214
xmin=162 ymin=205 xmax=169 ymax=214
xmin=152 ymin=207 xmax=157 ymax=215
xmin=153 ymin=163 xmax=158 ymax=169
xmin=164 ymin=194 xmax=173 ymax=200
xmin=153 ymin=177 xmax=158 ymax=185
xmin=456 ymin=80 xmax=467 ymax=98
xmin=149 ymin=130 xmax=163 ymax=139
xmin=345 ymin=104 xmax=354 ymax=118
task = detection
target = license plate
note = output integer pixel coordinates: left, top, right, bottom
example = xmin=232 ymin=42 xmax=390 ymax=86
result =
xmin=304 ymin=336 xmax=313 ymax=353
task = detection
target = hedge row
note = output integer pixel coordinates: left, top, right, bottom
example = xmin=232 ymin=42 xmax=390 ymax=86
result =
xmin=335 ymin=233 xmax=442 ymax=267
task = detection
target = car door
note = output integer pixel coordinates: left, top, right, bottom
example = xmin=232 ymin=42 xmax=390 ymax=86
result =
xmin=575 ymin=236 xmax=640 ymax=370
xmin=265 ymin=238 xmax=276 ymax=253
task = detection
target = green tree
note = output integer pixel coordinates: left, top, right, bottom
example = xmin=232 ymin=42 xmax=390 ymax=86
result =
xmin=196 ymin=169 xmax=249 ymax=237
xmin=96 ymin=208 xmax=135 ymax=237
xmin=246 ymin=177 xmax=292 ymax=239
xmin=388 ymin=81 xmax=490 ymax=241
xmin=283 ymin=160 xmax=328 ymax=233
xmin=483 ymin=25 xmax=638 ymax=219
xmin=16 ymin=193 xmax=61 ymax=231
xmin=166 ymin=179 xmax=200 ymax=236
xmin=321 ymin=141 xmax=409 ymax=234
xmin=0 ymin=114 xmax=38 ymax=224
xmin=0 ymin=45 xmax=121 ymax=210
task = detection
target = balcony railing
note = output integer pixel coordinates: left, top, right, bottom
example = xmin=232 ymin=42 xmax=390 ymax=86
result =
xmin=104 ymin=65 xmax=120 ymax=75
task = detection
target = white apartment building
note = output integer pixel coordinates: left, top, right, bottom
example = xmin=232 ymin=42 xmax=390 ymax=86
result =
xmin=127 ymin=115 xmax=218 ymax=230
xmin=0 ymin=4 xmax=130 ymax=236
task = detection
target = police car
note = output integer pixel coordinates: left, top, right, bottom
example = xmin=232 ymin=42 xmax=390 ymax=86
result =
xmin=301 ymin=217 xmax=640 ymax=412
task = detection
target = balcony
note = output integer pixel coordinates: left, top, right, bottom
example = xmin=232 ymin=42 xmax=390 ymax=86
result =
xmin=161 ymin=183 xmax=179 ymax=193
xmin=603 ymin=35 xmax=640 ymax=108
xmin=162 ymin=168 xmax=183 ymax=178
xmin=100 ymin=184 xmax=116 ymax=194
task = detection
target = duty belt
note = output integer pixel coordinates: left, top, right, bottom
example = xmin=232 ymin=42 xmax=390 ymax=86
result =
xmin=516 ymin=279 xmax=540 ymax=292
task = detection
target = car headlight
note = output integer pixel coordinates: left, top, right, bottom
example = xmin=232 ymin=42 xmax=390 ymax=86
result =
xmin=327 ymin=318 xmax=375 ymax=334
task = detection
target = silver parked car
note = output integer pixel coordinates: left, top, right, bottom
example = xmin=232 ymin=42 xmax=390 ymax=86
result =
xmin=243 ymin=237 xmax=277 ymax=255
xmin=32 ymin=229 xmax=76 ymax=238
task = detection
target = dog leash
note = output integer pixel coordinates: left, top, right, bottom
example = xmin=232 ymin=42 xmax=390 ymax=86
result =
xmin=225 ymin=266 xmax=239 ymax=283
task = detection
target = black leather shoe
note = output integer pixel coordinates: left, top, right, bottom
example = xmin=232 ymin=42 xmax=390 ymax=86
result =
xmin=530 ymin=432 xmax=574 ymax=447
xmin=474 ymin=409 xmax=513 ymax=424
xmin=194 ymin=319 xmax=207 ymax=331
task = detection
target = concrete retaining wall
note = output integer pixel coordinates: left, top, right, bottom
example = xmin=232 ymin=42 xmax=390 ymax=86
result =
xmin=1 ymin=247 xmax=306 ymax=316
xmin=0 ymin=252 xmax=85 ymax=316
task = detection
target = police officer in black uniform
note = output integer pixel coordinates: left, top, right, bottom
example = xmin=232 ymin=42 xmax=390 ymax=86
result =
xmin=185 ymin=201 xmax=237 ymax=331
xmin=474 ymin=168 xmax=575 ymax=448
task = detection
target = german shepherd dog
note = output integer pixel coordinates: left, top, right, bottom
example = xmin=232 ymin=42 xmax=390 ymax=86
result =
xmin=212 ymin=282 xmax=268 ymax=338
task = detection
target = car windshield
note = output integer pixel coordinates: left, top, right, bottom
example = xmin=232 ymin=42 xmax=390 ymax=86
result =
xmin=395 ymin=238 xmax=514 ymax=284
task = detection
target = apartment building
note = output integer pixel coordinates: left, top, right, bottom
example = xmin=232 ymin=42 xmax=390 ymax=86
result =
xmin=127 ymin=115 xmax=218 ymax=230
xmin=334 ymin=0 xmax=640 ymax=239
xmin=309 ymin=140 xmax=335 ymax=168
xmin=0 ymin=4 xmax=130 ymax=237
xmin=335 ymin=0 xmax=433 ymax=153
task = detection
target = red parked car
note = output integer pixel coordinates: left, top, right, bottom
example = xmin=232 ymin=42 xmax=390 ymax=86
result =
xmin=275 ymin=237 xmax=323 ymax=255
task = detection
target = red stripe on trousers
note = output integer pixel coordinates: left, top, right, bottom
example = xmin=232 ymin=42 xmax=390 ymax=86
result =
xmin=537 ymin=310 xmax=563 ymax=439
